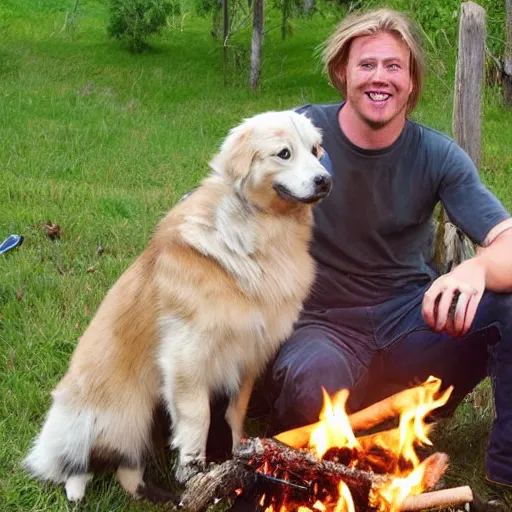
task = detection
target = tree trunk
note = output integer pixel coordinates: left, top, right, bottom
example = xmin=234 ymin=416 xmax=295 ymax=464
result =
xmin=452 ymin=1 xmax=486 ymax=169
xmin=222 ymin=0 xmax=229 ymax=84
xmin=281 ymin=0 xmax=290 ymax=40
xmin=505 ymin=0 xmax=512 ymax=105
xmin=250 ymin=0 xmax=264 ymax=89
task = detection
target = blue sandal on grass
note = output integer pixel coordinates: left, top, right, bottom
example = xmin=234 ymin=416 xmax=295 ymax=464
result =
xmin=0 ymin=234 xmax=24 ymax=255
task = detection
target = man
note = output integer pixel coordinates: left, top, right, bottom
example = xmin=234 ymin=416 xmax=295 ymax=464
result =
xmin=265 ymin=8 xmax=512 ymax=487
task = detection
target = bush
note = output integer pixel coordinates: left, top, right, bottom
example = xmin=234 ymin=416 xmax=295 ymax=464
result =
xmin=107 ymin=0 xmax=174 ymax=53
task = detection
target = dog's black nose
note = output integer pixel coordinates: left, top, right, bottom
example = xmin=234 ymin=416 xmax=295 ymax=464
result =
xmin=313 ymin=174 xmax=332 ymax=195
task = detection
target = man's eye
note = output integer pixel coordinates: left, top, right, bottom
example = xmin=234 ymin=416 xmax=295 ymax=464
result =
xmin=388 ymin=63 xmax=400 ymax=70
xmin=277 ymin=148 xmax=291 ymax=160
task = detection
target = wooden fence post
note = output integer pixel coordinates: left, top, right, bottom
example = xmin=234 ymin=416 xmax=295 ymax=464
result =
xmin=452 ymin=2 xmax=486 ymax=169
xmin=436 ymin=2 xmax=485 ymax=273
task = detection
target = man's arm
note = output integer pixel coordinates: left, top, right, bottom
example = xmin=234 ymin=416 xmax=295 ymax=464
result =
xmin=476 ymin=219 xmax=512 ymax=291
xmin=420 ymin=136 xmax=511 ymax=337
xmin=423 ymin=219 xmax=512 ymax=336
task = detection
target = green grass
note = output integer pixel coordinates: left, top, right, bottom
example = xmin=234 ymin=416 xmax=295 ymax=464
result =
xmin=1 ymin=0 xmax=512 ymax=510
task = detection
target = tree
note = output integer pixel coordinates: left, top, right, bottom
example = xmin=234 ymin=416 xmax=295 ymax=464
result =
xmin=250 ymin=0 xmax=264 ymax=89
xmin=505 ymin=0 xmax=512 ymax=105
xmin=223 ymin=0 xmax=229 ymax=81
xmin=107 ymin=0 xmax=173 ymax=53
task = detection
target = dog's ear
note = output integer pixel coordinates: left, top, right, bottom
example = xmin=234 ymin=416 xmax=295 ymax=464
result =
xmin=210 ymin=124 xmax=256 ymax=182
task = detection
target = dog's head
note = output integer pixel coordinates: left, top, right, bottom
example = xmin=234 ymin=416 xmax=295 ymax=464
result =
xmin=210 ymin=111 xmax=332 ymax=211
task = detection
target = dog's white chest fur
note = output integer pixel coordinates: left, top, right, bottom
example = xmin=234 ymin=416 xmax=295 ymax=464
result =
xmin=160 ymin=194 xmax=313 ymax=397
xmin=158 ymin=308 xmax=269 ymax=399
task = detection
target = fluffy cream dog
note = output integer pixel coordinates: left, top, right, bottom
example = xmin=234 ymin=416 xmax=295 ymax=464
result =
xmin=24 ymin=110 xmax=332 ymax=502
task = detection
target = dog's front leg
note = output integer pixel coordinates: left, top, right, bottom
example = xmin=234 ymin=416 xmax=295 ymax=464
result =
xmin=225 ymin=372 xmax=256 ymax=452
xmin=166 ymin=377 xmax=210 ymax=484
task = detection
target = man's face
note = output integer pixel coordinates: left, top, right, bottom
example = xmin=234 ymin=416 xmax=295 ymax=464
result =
xmin=340 ymin=31 xmax=414 ymax=129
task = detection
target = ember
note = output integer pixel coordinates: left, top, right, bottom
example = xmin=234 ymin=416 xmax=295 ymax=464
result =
xmin=179 ymin=376 xmax=454 ymax=512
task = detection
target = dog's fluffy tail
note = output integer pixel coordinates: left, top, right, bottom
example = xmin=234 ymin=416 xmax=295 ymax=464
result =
xmin=24 ymin=400 xmax=95 ymax=483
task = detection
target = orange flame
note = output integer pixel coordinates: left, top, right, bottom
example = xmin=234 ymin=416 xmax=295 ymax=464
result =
xmin=370 ymin=456 xmax=428 ymax=512
xmin=310 ymin=388 xmax=360 ymax=458
xmin=266 ymin=376 xmax=452 ymax=512
xmin=335 ymin=481 xmax=356 ymax=512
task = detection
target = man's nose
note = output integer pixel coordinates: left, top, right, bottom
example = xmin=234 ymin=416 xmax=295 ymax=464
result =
xmin=371 ymin=64 xmax=387 ymax=83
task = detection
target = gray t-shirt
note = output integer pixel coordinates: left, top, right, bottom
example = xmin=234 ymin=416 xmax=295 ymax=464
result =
xmin=298 ymin=103 xmax=509 ymax=309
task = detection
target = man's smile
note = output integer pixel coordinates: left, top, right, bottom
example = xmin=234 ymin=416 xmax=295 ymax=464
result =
xmin=366 ymin=91 xmax=392 ymax=102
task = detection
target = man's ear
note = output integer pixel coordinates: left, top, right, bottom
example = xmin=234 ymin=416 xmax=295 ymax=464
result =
xmin=210 ymin=125 xmax=255 ymax=182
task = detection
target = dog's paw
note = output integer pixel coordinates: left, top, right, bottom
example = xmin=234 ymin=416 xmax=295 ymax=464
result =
xmin=175 ymin=458 xmax=206 ymax=484
xmin=65 ymin=474 xmax=92 ymax=502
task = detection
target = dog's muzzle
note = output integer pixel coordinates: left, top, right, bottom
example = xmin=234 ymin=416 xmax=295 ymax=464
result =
xmin=304 ymin=172 xmax=333 ymax=203
xmin=313 ymin=173 xmax=332 ymax=198
xmin=273 ymin=173 xmax=332 ymax=204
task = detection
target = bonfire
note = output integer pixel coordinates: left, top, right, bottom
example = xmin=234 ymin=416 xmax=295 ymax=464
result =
xmin=177 ymin=376 xmax=498 ymax=512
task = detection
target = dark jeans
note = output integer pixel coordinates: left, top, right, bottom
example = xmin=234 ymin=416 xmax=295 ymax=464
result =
xmin=253 ymin=285 xmax=512 ymax=486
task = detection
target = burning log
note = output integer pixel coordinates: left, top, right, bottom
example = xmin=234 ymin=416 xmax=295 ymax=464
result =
xmin=235 ymin=437 xmax=379 ymax=511
xmin=348 ymin=378 xmax=452 ymax=435
xmin=179 ymin=459 xmax=254 ymax=512
xmin=235 ymin=437 xmax=385 ymax=484
xmin=178 ymin=438 xmax=449 ymax=512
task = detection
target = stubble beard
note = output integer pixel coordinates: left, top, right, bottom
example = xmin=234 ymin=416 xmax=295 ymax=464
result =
xmin=355 ymin=98 xmax=408 ymax=131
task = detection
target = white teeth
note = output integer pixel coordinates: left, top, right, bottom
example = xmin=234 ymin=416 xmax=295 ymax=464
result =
xmin=368 ymin=92 xmax=390 ymax=101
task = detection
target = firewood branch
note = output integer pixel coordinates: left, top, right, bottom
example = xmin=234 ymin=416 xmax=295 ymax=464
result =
xmin=179 ymin=459 xmax=254 ymax=512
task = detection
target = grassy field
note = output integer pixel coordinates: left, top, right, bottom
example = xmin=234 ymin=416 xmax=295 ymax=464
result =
xmin=1 ymin=0 xmax=512 ymax=510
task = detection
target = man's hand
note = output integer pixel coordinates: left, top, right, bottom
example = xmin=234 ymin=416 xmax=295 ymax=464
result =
xmin=423 ymin=222 xmax=512 ymax=336
xmin=422 ymin=258 xmax=486 ymax=336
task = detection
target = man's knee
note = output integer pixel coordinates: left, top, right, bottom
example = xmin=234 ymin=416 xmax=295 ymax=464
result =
xmin=271 ymin=333 xmax=358 ymax=432
xmin=476 ymin=292 xmax=512 ymax=362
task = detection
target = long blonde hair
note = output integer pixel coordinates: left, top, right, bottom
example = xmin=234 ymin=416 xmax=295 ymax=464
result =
xmin=323 ymin=8 xmax=425 ymax=114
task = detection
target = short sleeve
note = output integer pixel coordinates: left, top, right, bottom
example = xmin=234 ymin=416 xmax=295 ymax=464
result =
xmin=438 ymin=143 xmax=510 ymax=245
xmin=294 ymin=104 xmax=312 ymax=116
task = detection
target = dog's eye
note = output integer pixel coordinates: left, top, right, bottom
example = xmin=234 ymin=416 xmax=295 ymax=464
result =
xmin=277 ymin=148 xmax=291 ymax=160
xmin=312 ymin=146 xmax=318 ymax=157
